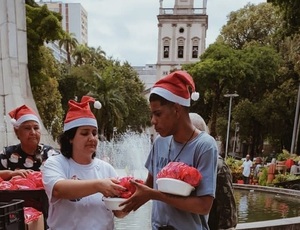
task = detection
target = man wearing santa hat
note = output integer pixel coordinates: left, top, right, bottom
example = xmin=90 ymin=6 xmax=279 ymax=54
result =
xmin=0 ymin=104 xmax=58 ymax=180
xmin=122 ymin=70 xmax=218 ymax=229
xmin=42 ymin=96 xmax=127 ymax=230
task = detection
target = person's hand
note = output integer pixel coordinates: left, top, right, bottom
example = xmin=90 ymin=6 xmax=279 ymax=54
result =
xmin=11 ymin=169 xmax=33 ymax=178
xmin=99 ymin=178 xmax=126 ymax=198
xmin=121 ymin=179 xmax=153 ymax=212
xmin=113 ymin=210 xmax=129 ymax=218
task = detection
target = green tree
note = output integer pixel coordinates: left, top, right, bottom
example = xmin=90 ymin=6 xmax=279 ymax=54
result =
xmin=26 ymin=4 xmax=63 ymax=86
xmin=86 ymin=46 xmax=108 ymax=70
xmin=185 ymin=43 xmax=281 ymax=156
xmin=32 ymin=46 xmax=64 ymax=141
xmin=184 ymin=43 xmax=244 ymax=138
xmin=26 ymin=3 xmax=64 ymax=139
xmin=112 ymin=62 xmax=151 ymax=133
xmin=267 ymin=0 xmax=300 ymax=36
xmin=59 ymin=32 xmax=78 ymax=65
xmin=58 ymin=64 xmax=98 ymax=111
xmin=219 ymin=3 xmax=283 ymax=49
xmin=90 ymin=68 xmax=128 ymax=139
xmin=72 ymin=44 xmax=91 ymax=66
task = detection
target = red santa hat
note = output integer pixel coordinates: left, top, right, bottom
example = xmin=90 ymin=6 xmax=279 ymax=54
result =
xmin=150 ymin=70 xmax=199 ymax=107
xmin=63 ymin=96 xmax=102 ymax=132
xmin=9 ymin=105 xmax=40 ymax=128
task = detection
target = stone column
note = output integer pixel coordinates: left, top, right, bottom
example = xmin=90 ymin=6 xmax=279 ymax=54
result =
xmin=0 ymin=0 xmax=56 ymax=149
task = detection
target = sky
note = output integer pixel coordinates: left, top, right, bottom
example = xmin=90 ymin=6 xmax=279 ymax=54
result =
xmin=61 ymin=0 xmax=265 ymax=66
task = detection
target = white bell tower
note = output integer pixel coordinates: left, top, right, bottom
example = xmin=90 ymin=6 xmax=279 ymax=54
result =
xmin=156 ymin=0 xmax=207 ymax=79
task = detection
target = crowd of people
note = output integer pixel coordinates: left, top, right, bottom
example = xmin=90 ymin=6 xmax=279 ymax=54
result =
xmin=0 ymin=70 xmax=238 ymax=230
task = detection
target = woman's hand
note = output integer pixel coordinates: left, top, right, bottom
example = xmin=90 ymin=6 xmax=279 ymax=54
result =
xmin=12 ymin=169 xmax=33 ymax=178
xmin=99 ymin=178 xmax=126 ymax=198
xmin=0 ymin=169 xmax=33 ymax=181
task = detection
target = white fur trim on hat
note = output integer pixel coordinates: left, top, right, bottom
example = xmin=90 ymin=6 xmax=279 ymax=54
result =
xmin=13 ymin=114 xmax=40 ymax=127
xmin=150 ymin=87 xmax=191 ymax=106
xmin=63 ymin=117 xmax=98 ymax=132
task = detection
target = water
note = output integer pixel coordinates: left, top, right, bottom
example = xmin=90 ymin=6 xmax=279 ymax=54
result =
xmin=97 ymin=132 xmax=152 ymax=230
xmin=114 ymin=189 xmax=300 ymax=229
xmin=97 ymin=132 xmax=151 ymax=179
xmin=114 ymin=201 xmax=152 ymax=230
xmin=97 ymin=132 xmax=300 ymax=229
xmin=236 ymin=189 xmax=300 ymax=223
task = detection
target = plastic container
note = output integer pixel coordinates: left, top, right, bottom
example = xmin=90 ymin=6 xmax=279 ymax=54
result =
xmin=0 ymin=190 xmax=48 ymax=229
xmin=156 ymin=178 xmax=195 ymax=196
xmin=102 ymin=197 xmax=127 ymax=210
xmin=0 ymin=199 xmax=25 ymax=230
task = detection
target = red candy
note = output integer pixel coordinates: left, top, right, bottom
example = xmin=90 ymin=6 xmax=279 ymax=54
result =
xmin=0 ymin=171 xmax=44 ymax=190
xmin=118 ymin=176 xmax=144 ymax=198
xmin=157 ymin=162 xmax=202 ymax=187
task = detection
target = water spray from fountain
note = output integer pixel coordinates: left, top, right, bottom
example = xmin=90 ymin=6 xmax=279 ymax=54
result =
xmin=97 ymin=131 xmax=152 ymax=179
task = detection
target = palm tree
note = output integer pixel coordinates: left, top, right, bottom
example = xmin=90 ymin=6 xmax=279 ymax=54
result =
xmin=59 ymin=32 xmax=78 ymax=65
xmin=72 ymin=44 xmax=91 ymax=66
xmin=89 ymin=70 xmax=128 ymax=139
xmin=87 ymin=46 xmax=107 ymax=70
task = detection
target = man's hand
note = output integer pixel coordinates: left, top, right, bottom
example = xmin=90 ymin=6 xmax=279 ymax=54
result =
xmin=121 ymin=179 xmax=154 ymax=212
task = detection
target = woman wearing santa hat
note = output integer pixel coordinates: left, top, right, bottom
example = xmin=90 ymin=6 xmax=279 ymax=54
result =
xmin=121 ymin=71 xmax=219 ymax=230
xmin=0 ymin=104 xmax=58 ymax=180
xmin=42 ymin=96 xmax=127 ymax=230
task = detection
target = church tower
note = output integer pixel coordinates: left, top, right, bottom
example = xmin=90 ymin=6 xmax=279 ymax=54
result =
xmin=156 ymin=0 xmax=207 ymax=79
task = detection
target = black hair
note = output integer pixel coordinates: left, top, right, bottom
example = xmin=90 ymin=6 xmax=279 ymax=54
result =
xmin=58 ymin=127 xmax=96 ymax=159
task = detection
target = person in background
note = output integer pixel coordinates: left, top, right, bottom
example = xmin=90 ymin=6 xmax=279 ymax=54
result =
xmin=42 ymin=96 xmax=127 ymax=230
xmin=0 ymin=104 xmax=58 ymax=180
xmin=189 ymin=112 xmax=210 ymax=133
xmin=253 ymin=157 xmax=262 ymax=179
xmin=122 ymin=71 xmax=218 ymax=229
xmin=189 ymin=112 xmax=237 ymax=230
xmin=242 ymin=154 xmax=252 ymax=184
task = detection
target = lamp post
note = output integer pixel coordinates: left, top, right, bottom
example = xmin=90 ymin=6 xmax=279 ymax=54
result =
xmin=232 ymin=122 xmax=239 ymax=155
xmin=290 ymin=82 xmax=300 ymax=154
xmin=224 ymin=92 xmax=239 ymax=158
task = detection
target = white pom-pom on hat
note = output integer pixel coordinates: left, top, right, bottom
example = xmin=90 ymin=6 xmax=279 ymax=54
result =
xmin=94 ymin=101 xmax=102 ymax=109
xmin=11 ymin=118 xmax=17 ymax=127
xmin=191 ymin=92 xmax=200 ymax=101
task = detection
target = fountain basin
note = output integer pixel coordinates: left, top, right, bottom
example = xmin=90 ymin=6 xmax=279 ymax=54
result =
xmin=234 ymin=184 xmax=300 ymax=230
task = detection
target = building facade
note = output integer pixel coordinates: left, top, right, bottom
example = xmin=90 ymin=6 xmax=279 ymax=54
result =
xmin=156 ymin=0 xmax=208 ymax=80
xmin=37 ymin=1 xmax=88 ymax=62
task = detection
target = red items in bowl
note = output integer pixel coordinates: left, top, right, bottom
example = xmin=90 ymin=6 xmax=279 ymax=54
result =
xmin=157 ymin=162 xmax=202 ymax=187
xmin=118 ymin=176 xmax=144 ymax=198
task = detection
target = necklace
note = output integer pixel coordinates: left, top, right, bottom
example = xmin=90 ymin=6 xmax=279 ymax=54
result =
xmin=168 ymin=128 xmax=196 ymax=162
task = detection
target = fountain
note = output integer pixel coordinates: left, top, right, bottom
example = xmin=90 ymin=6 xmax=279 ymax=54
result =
xmin=97 ymin=131 xmax=151 ymax=179
xmin=97 ymin=132 xmax=300 ymax=230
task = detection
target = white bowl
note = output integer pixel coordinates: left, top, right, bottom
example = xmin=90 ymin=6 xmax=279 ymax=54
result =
xmin=156 ymin=178 xmax=195 ymax=196
xmin=102 ymin=197 xmax=127 ymax=210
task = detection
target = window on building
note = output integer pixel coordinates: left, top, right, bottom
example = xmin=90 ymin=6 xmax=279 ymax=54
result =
xmin=192 ymin=46 xmax=198 ymax=58
xmin=177 ymin=38 xmax=185 ymax=59
xmin=178 ymin=46 xmax=184 ymax=58
xmin=163 ymin=38 xmax=170 ymax=59
xmin=191 ymin=38 xmax=200 ymax=59
xmin=164 ymin=46 xmax=169 ymax=58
